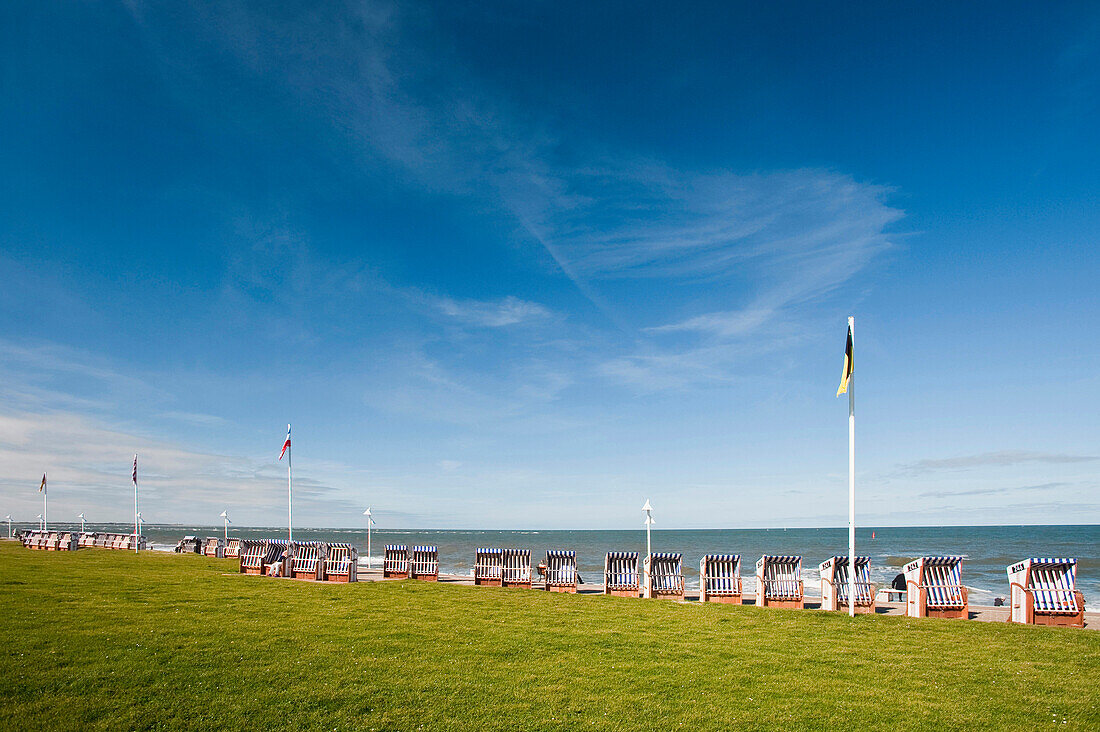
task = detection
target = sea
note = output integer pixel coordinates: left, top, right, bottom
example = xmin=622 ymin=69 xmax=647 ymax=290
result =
xmin=24 ymin=523 xmax=1099 ymax=606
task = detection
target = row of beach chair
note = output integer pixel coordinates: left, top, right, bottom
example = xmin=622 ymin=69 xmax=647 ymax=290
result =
xmin=238 ymin=539 xmax=359 ymax=582
xmin=383 ymin=545 xmax=440 ymax=580
xmin=27 ymin=531 xmax=148 ymax=551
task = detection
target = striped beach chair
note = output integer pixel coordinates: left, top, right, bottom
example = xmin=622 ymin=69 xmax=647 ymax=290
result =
xmin=224 ymin=538 xmax=242 ymax=559
xmin=94 ymin=533 xmax=110 ymax=548
xmin=604 ymin=552 xmax=639 ymax=597
xmin=203 ymin=537 xmax=225 ymax=558
xmin=1007 ymin=558 xmax=1084 ymax=628
xmin=410 ymin=545 xmax=439 ymax=581
xmin=383 ymin=545 xmax=409 ymax=579
xmin=325 ymin=543 xmax=359 ymax=582
xmin=239 ymin=539 xmax=267 ymax=574
xmin=544 ymin=550 xmax=578 ymax=593
xmin=21 ymin=530 xmax=44 ymax=550
xmin=819 ymin=556 xmax=875 ymax=613
xmin=78 ymin=532 xmax=99 ymax=548
xmin=904 ymin=556 xmax=968 ymax=619
xmin=502 ymin=548 xmax=532 ymax=588
xmin=755 ymin=555 xmax=804 ymax=609
xmin=288 ymin=542 xmax=327 ymax=580
xmin=44 ymin=531 xmax=61 ymax=550
xmin=643 ymin=553 xmax=685 ymax=600
xmin=700 ymin=554 xmax=742 ymax=604
xmin=475 ymin=548 xmax=503 ymax=586
xmin=57 ymin=532 xmax=79 ymax=551
xmin=175 ymin=536 xmax=202 ymax=553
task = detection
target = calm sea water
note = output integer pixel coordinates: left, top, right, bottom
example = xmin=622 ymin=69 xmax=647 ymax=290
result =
xmin=24 ymin=523 xmax=1099 ymax=606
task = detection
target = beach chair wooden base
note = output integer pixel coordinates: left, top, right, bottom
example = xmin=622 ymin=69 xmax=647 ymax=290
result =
xmin=475 ymin=578 xmax=501 ymax=586
xmin=547 ymin=584 xmax=576 ymax=593
xmin=413 ymin=573 xmax=438 ymax=581
xmin=1013 ymin=591 xmax=1085 ymax=628
xmin=924 ymin=606 xmax=967 ymax=619
xmin=327 ymin=573 xmax=354 ymax=583
xmin=383 ymin=570 xmax=409 ymax=579
xmin=503 ymin=581 xmax=532 ymax=589
xmin=652 ymin=591 xmax=685 ymax=601
xmin=758 ymin=597 xmax=804 ymax=609
xmin=702 ymin=595 xmax=742 ymax=605
xmin=242 ymin=567 xmax=264 ymax=575
xmin=838 ymin=600 xmax=875 ymax=614
xmin=606 ymin=589 xmax=638 ymax=598
xmin=292 ymin=571 xmax=319 ymax=581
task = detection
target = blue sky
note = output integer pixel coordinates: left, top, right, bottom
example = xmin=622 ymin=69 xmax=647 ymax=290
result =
xmin=1 ymin=1 xmax=1097 ymax=529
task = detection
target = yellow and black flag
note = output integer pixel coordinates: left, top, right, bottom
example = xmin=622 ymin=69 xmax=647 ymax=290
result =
xmin=836 ymin=325 xmax=853 ymax=397
xmin=39 ymin=473 xmax=46 ymax=493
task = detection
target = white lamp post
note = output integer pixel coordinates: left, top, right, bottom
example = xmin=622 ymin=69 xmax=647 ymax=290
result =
xmin=220 ymin=510 xmax=231 ymax=541
xmin=37 ymin=514 xmax=43 ymax=530
xmin=363 ymin=507 xmax=375 ymax=569
xmin=78 ymin=512 xmax=86 ymax=533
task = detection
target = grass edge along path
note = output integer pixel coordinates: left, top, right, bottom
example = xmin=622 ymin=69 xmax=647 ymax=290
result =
xmin=1 ymin=544 xmax=1098 ymax=731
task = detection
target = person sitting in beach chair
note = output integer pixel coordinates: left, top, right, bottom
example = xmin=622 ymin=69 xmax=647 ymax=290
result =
xmin=819 ymin=556 xmax=875 ymax=613
xmin=755 ymin=555 xmax=804 ymax=609
xmin=700 ymin=554 xmax=742 ymax=604
xmin=1007 ymin=558 xmax=1084 ymax=628
xmin=903 ymin=556 xmax=968 ymax=619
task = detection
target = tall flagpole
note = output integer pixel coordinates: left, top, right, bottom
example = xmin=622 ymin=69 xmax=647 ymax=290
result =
xmin=287 ymin=425 xmax=293 ymax=544
xmin=43 ymin=475 xmax=48 ymax=531
xmin=847 ymin=317 xmax=856 ymax=617
xmin=133 ymin=454 xmax=139 ymax=554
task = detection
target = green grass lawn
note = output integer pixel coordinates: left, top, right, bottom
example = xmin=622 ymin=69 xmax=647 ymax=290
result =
xmin=1 ymin=543 xmax=1097 ymax=730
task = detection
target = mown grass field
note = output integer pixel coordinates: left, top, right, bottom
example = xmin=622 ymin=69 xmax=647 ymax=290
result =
xmin=1 ymin=543 xmax=1097 ymax=730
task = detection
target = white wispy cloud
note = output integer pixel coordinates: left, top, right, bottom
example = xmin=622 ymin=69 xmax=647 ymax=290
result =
xmin=424 ymin=294 xmax=551 ymax=328
xmin=892 ymin=450 xmax=1098 ymax=478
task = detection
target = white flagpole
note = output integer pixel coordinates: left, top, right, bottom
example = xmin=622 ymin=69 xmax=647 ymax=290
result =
xmin=363 ymin=508 xmax=373 ymax=569
xmin=847 ymin=316 xmax=856 ymax=617
xmin=43 ymin=476 xmax=48 ymax=531
xmin=287 ymin=425 xmax=293 ymax=544
xmin=78 ymin=512 xmax=85 ymax=533
xmin=133 ymin=454 xmax=139 ymax=554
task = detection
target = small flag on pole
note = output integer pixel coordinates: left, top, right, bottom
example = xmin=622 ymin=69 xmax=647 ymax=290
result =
xmin=279 ymin=424 xmax=291 ymax=461
xmin=39 ymin=473 xmax=47 ymax=493
xmin=132 ymin=455 xmax=138 ymax=485
xmin=836 ymin=324 xmax=854 ymax=397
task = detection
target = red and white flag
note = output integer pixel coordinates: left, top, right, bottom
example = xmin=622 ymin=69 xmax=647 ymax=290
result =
xmin=279 ymin=424 xmax=291 ymax=461
xmin=132 ymin=455 xmax=138 ymax=486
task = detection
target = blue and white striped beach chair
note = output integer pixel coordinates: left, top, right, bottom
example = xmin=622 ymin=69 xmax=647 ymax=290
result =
xmin=700 ymin=554 xmax=742 ymax=604
xmin=411 ymin=545 xmax=439 ymax=581
xmin=325 ymin=543 xmax=359 ymax=582
xmin=904 ymin=556 xmax=968 ymax=619
xmin=383 ymin=545 xmax=409 ymax=579
xmin=604 ymin=552 xmax=639 ymax=597
xmin=1007 ymin=558 xmax=1084 ymax=627
xmin=263 ymin=539 xmax=290 ymax=577
xmin=544 ymin=550 xmax=578 ymax=593
xmin=475 ymin=547 xmax=503 ymax=586
xmin=643 ymin=553 xmax=684 ymax=600
xmin=819 ymin=556 xmax=874 ymax=613
xmin=239 ymin=539 xmax=266 ymax=574
xmin=755 ymin=555 xmax=804 ymax=609
xmin=502 ymin=548 xmax=532 ymax=588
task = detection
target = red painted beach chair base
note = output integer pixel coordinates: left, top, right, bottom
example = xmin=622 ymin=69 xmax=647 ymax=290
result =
xmin=838 ymin=601 xmax=876 ymax=614
xmin=327 ymin=574 xmax=353 ymax=583
xmin=606 ymin=589 xmax=638 ymax=598
xmin=547 ymin=585 xmax=576 ymax=593
xmin=292 ymin=571 xmax=320 ymax=581
xmin=759 ymin=598 xmax=805 ymax=609
xmin=474 ymin=578 xmax=501 ymax=586
xmin=383 ymin=571 xmax=409 ymax=579
xmin=924 ymin=606 xmax=968 ymax=619
xmin=503 ymin=581 xmax=532 ymax=589
xmin=242 ymin=567 xmax=264 ymax=575
xmin=412 ymin=573 xmax=438 ymax=582
xmin=702 ymin=595 xmax=743 ymax=605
